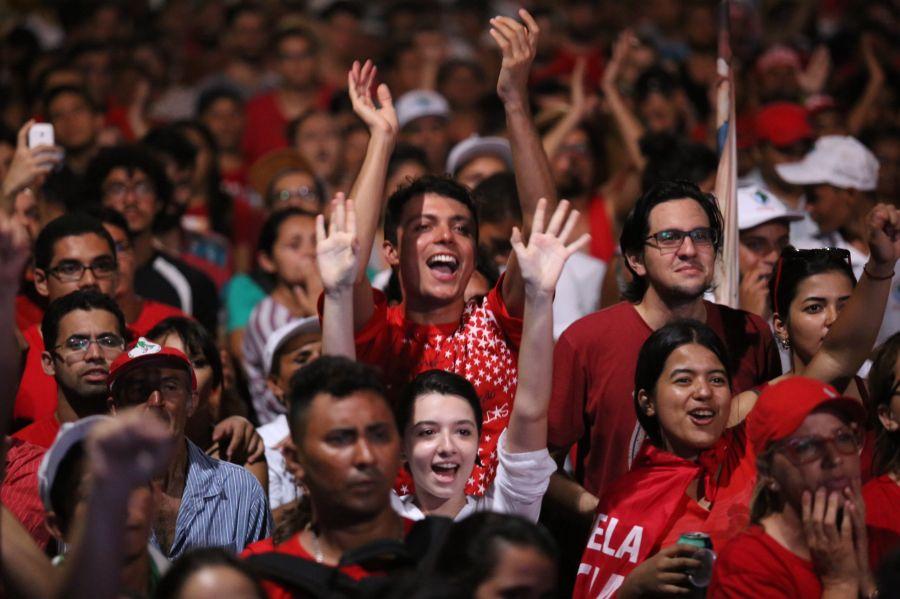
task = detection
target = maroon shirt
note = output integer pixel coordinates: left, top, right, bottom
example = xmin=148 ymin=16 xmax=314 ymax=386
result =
xmin=549 ymin=301 xmax=781 ymax=497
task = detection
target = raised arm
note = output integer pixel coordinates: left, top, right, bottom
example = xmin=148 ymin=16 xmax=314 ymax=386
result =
xmin=316 ymin=194 xmax=360 ymax=360
xmin=542 ymin=58 xmax=597 ymax=159
xmin=847 ymin=35 xmax=885 ymax=136
xmin=600 ymin=30 xmax=646 ymax=172
xmin=505 ymin=199 xmax=589 ymax=453
xmin=801 ymin=203 xmax=900 ymax=387
xmin=346 ymin=60 xmax=398 ymax=331
xmin=490 ymin=10 xmax=558 ymax=317
xmin=0 ymin=212 xmax=30 ymax=435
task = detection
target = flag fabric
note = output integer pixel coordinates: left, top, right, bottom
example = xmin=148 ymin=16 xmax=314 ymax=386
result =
xmin=714 ymin=0 xmax=740 ymax=309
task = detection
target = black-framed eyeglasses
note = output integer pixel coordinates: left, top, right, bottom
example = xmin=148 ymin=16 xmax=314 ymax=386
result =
xmin=53 ymin=333 xmax=125 ymax=356
xmin=47 ymin=257 xmax=118 ymax=282
xmin=645 ymin=227 xmax=718 ymax=253
xmin=775 ymin=428 xmax=863 ymax=465
xmin=103 ymin=181 xmax=154 ymax=200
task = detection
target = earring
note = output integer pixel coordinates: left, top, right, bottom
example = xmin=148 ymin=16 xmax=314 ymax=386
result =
xmin=777 ymin=336 xmax=791 ymax=350
xmin=768 ymin=481 xmax=779 ymax=492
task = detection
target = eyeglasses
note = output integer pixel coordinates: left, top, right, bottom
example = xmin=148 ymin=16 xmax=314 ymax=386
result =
xmin=775 ymin=428 xmax=863 ymax=465
xmin=53 ymin=334 xmax=125 ymax=360
xmin=645 ymin=227 xmax=718 ymax=253
xmin=47 ymin=257 xmax=118 ymax=282
xmin=115 ymin=375 xmax=190 ymax=406
xmin=103 ymin=181 xmax=154 ymax=200
xmin=272 ymin=186 xmax=319 ymax=205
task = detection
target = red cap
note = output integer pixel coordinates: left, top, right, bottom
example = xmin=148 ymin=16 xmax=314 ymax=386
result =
xmin=754 ymin=102 xmax=812 ymax=148
xmin=747 ymin=377 xmax=866 ymax=456
xmin=108 ymin=337 xmax=197 ymax=392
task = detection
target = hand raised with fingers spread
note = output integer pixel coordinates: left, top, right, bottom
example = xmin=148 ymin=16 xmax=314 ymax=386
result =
xmin=348 ymin=60 xmax=398 ymax=139
xmin=490 ymin=9 xmax=541 ymax=108
xmin=511 ymin=198 xmax=590 ymax=295
xmin=316 ymin=193 xmax=361 ymax=293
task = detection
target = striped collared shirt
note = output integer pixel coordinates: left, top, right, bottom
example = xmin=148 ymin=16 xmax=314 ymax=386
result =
xmin=151 ymin=440 xmax=272 ymax=559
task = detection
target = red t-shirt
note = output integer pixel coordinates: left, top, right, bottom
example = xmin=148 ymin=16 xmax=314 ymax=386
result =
xmin=863 ymin=474 xmax=900 ymax=571
xmin=241 ymin=519 xmax=416 ymax=599
xmin=11 ymin=417 xmax=60 ymax=448
xmin=2 ymin=437 xmax=50 ymax=550
xmin=242 ymin=87 xmax=334 ymax=165
xmin=588 ymin=195 xmax=616 ymax=263
xmin=549 ymin=301 xmax=781 ymax=497
xmin=709 ymin=526 xmax=821 ymax=598
xmin=353 ymin=280 xmax=522 ymax=495
xmin=15 ymin=293 xmax=45 ymax=333
xmin=13 ymin=324 xmax=57 ymax=430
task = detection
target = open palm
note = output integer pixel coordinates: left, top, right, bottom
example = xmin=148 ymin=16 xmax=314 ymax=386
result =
xmin=512 ymin=199 xmax=590 ymax=294
xmin=348 ymin=60 xmax=398 ymax=137
xmin=316 ymin=194 xmax=360 ymax=292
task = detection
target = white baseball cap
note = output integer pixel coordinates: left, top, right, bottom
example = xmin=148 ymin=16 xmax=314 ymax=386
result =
xmin=775 ymin=135 xmax=879 ymax=191
xmin=738 ymin=185 xmax=805 ymax=230
xmin=446 ymin=136 xmax=513 ymax=176
xmin=263 ymin=316 xmax=321 ymax=376
xmin=38 ymin=415 xmax=111 ymax=512
xmin=395 ymin=90 xmax=450 ymax=130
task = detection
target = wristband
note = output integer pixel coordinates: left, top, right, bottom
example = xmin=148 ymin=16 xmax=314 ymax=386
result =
xmin=863 ymin=265 xmax=895 ymax=281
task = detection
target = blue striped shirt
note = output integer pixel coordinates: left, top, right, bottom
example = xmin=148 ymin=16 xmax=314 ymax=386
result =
xmin=150 ymin=440 xmax=272 ymax=559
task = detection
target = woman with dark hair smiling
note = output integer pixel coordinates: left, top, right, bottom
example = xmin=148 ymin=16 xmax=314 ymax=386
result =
xmin=574 ymin=320 xmax=755 ymax=598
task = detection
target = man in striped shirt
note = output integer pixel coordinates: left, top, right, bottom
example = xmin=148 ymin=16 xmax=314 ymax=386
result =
xmin=108 ymin=337 xmax=271 ymax=559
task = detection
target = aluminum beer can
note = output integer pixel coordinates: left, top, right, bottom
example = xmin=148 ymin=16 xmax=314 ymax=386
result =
xmin=677 ymin=532 xmax=715 ymax=588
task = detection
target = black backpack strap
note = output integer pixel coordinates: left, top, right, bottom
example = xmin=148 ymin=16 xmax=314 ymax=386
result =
xmin=245 ymin=552 xmax=359 ymax=598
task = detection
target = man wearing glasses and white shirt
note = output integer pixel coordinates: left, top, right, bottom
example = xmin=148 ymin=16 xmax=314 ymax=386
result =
xmin=776 ymin=135 xmax=898 ymax=346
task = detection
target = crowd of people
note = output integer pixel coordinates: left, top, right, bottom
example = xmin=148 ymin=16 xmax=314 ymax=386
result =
xmin=1 ymin=1 xmax=899 ymax=598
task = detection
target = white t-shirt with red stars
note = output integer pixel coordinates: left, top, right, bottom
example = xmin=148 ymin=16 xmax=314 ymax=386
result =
xmin=353 ymin=277 xmax=522 ymax=496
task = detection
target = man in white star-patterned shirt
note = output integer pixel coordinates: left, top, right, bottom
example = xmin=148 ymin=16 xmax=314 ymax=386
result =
xmin=330 ymin=11 xmax=554 ymax=495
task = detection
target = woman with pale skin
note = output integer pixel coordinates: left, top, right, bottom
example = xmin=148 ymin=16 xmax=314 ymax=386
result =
xmin=316 ymin=193 xmax=588 ymax=521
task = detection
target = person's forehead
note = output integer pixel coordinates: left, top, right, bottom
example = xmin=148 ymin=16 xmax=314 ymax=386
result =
xmin=121 ymin=364 xmax=190 ymax=383
xmin=279 ymin=333 xmax=322 ymax=357
xmin=793 ymin=408 xmax=851 ymax=436
xmin=49 ymin=92 xmax=89 ymax=112
xmin=274 ymin=170 xmax=315 ymax=188
xmin=58 ymin=308 xmax=119 ymax=337
xmin=305 ymin=390 xmax=393 ymax=432
xmin=104 ymin=167 xmax=150 ymax=183
xmin=402 ymin=192 xmax=474 ymax=222
xmin=795 ymin=271 xmax=853 ymax=297
xmin=647 ymin=198 xmax=710 ymax=230
xmin=51 ymin=233 xmax=113 ymax=262
xmin=740 ymin=220 xmax=790 ymax=238
xmin=278 ymin=214 xmax=317 ymax=237
xmin=663 ymin=343 xmax=723 ymax=371
xmin=412 ymin=392 xmax=477 ymax=423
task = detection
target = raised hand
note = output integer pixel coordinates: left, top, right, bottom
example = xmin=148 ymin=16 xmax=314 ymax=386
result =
xmin=865 ymin=203 xmax=900 ymax=275
xmin=511 ymin=198 xmax=590 ymax=295
xmin=87 ymin=410 xmax=175 ymax=489
xmin=2 ymin=120 xmax=63 ymax=202
xmin=602 ymin=29 xmax=638 ymax=90
xmin=490 ymin=9 xmax=540 ymax=108
xmin=801 ymin=488 xmax=860 ymax=593
xmin=316 ymin=193 xmax=361 ymax=293
xmin=347 ymin=60 xmax=398 ymax=139
xmin=798 ymin=45 xmax=832 ymax=96
xmin=0 ymin=209 xmax=30 ymax=294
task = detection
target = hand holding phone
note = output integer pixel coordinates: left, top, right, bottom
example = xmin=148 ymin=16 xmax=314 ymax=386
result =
xmin=27 ymin=123 xmax=54 ymax=148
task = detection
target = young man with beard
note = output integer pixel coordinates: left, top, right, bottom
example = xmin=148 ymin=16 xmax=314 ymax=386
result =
xmin=14 ymin=290 xmax=127 ymax=447
xmin=337 ymin=10 xmax=557 ymax=493
xmin=548 ymin=181 xmax=782 ymax=513
xmin=83 ymin=145 xmax=220 ymax=335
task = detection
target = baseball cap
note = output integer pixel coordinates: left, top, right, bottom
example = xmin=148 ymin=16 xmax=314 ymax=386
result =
xmin=108 ymin=337 xmax=197 ymax=392
xmin=38 ymin=415 xmax=111 ymax=512
xmin=755 ymin=44 xmax=801 ymax=74
xmin=263 ymin=316 xmax=321 ymax=376
xmin=737 ymin=185 xmax=805 ymax=230
xmin=754 ymin=102 xmax=812 ymax=148
xmin=446 ymin=136 xmax=513 ymax=176
xmin=775 ymin=135 xmax=879 ymax=191
xmin=396 ymin=90 xmax=450 ymax=130
xmin=747 ymin=376 xmax=866 ymax=456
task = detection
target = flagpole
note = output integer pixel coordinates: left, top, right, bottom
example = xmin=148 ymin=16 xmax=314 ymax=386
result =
xmin=714 ymin=0 xmax=740 ymax=308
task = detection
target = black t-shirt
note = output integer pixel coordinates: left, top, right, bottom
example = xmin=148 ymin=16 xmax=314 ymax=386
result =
xmin=135 ymin=251 xmax=220 ymax=334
